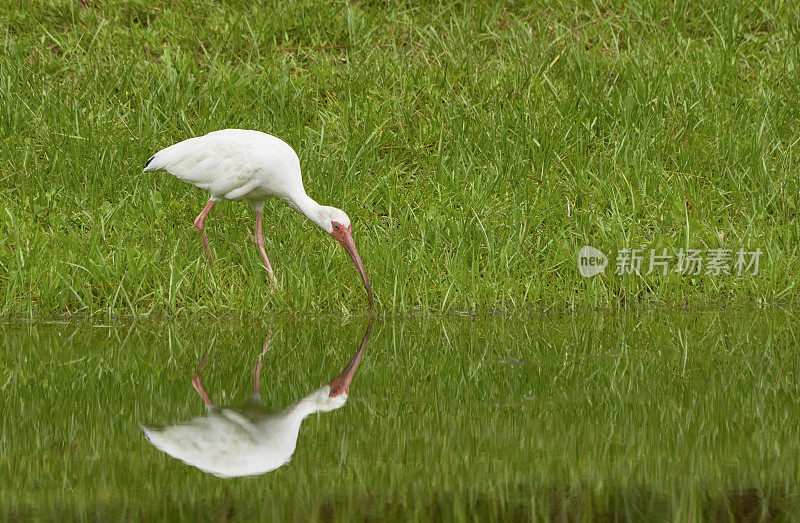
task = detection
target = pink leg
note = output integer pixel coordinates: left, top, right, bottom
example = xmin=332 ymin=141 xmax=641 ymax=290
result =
xmin=252 ymin=333 xmax=272 ymax=396
xmin=191 ymin=353 xmax=213 ymax=406
xmin=193 ymin=200 xmax=217 ymax=264
xmin=254 ymin=210 xmax=279 ymax=288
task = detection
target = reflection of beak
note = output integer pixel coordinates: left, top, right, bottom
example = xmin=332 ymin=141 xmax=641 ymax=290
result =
xmin=329 ymin=322 xmax=372 ymax=397
xmin=334 ymin=226 xmax=374 ymax=309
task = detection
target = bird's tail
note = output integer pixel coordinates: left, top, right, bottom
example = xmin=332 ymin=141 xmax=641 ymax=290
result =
xmin=142 ymin=154 xmax=159 ymax=172
xmin=143 ymin=147 xmax=174 ymax=172
xmin=143 ymin=144 xmax=184 ymax=173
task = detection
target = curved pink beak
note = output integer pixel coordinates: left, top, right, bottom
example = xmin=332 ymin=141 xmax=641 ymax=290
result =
xmin=329 ymin=322 xmax=372 ymax=397
xmin=332 ymin=225 xmax=373 ymax=309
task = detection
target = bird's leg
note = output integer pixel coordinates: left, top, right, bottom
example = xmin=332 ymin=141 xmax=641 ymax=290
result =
xmin=254 ymin=210 xmax=279 ymax=289
xmin=252 ymin=332 xmax=272 ymax=397
xmin=193 ymin=200 xmax=217 ymax=265
xmin=191 ymin=352 xmax=214 ymax=407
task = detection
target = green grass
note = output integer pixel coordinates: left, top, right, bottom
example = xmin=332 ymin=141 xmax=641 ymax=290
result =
xmin=0 ymin=0 xmax=799 ymax=316
xmin=2 ymin=311 xmax=799 ymax=519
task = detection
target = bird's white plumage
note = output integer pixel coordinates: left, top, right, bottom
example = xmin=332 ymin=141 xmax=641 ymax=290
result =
xmin=144 ymin=129 xmax=304 ymax=206
xmin=144 ymin=129 xmax=353 ymax=233
xmin=142 ymin=128 xmax=373 ymax=305
xmin=141 ymin=386 xmax=347 ymax=478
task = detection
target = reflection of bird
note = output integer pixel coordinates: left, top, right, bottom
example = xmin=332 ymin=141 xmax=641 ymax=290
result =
xmin=144 ymin=129 xmax=373 ymax=306
xmin=141 ymin=324 xmax=371 ymax=478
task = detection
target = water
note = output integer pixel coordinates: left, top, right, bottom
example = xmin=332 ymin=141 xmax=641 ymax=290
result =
xmin=1 ymin=310 xmax=799 ymax=519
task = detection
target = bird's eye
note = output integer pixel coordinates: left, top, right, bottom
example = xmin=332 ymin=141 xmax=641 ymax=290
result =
xmin=333 ymin=224 xmax=340 ymax=230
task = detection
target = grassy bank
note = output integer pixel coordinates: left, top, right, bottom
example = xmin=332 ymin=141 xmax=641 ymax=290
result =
xmin=1 ymin=0 xmax=798 ymax=316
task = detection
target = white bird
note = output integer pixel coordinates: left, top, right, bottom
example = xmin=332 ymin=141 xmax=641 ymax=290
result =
xmin=144 ymin=129 xmax=373 ymax=306
xmin=141 ymin=323 xmax=371 ymax=478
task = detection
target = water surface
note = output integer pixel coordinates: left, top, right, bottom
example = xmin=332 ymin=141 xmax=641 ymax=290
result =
xmin=1 ymin=310 xmax=798 ymax=519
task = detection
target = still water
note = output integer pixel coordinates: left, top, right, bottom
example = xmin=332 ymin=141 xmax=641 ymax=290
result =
xmin=1 ymin=310 xmax=799 ymax=519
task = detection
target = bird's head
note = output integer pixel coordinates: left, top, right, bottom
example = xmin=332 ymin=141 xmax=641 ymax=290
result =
xmin=317 ymin=206 xmax=373 ymax=308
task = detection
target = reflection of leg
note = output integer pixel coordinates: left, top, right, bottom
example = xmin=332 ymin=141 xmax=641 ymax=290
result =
xmin=193 ymin=200 xmax=217 ymax=265
xmin=253 ymin=333 xmax=272 ymax=397
xmin=254 ymin=210 xmax=278 ymax=289
xmin=191 ymin=352 xmax=213 ymax=406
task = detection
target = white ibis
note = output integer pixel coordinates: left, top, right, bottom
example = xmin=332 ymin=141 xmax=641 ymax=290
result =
xmin=144 ymin=129 xmax=373 ymax=307
xmin=141 ymin=323 xmax=371 ymax=478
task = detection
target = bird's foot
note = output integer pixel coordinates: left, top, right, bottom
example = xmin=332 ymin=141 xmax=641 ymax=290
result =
xmin=265 ymin=272 xmax=279 ymax=293
xmin=197 ymin=229 xmax=213 ymax=264
xmin=253 ymin=332 xmax=272 ymax=396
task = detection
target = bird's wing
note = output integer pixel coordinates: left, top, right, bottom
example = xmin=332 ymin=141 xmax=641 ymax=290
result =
xmin=143 ymin=136 xmax=250 ymax=187
xmin=142 ymin=130 xmax=303 ymax=201
xmin=141 ymin=415 xmax=256 ymax=460
xmin=141 ymin=411 xmax=293 ymax=477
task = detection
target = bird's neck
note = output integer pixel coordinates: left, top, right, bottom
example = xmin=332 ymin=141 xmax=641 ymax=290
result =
xmin=285 ymin=192 xmax=326 ymax=231
xmin=283 ymin=387 xmax=337 ymax=420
